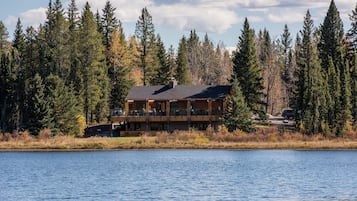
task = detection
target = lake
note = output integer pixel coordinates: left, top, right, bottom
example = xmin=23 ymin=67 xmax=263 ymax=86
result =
xmin=0 ymin=150 xmax=356 ymax=201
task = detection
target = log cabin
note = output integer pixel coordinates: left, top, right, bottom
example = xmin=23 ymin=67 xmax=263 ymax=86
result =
xmin=111 ymin=80 xmax=231 ymax=136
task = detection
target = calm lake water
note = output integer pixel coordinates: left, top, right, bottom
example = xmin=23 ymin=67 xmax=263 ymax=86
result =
xmin=0 ymin=150 xmax=357 ymax=201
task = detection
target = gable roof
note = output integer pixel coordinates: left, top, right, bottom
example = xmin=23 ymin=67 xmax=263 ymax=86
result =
xmin=126 ymin=85 xmax=231 ymax=101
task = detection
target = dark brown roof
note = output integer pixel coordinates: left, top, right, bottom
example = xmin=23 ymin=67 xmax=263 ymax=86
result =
xmin=126 ymin=85 xmax=231 ymax=101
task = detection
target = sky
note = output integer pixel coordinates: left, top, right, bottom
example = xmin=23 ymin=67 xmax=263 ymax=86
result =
xmin=0 ymin=0 xmax=356 ymax=51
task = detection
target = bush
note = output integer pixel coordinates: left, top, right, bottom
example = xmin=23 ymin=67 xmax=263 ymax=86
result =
xmin=38 ymin=129 xmax=52 ymax=140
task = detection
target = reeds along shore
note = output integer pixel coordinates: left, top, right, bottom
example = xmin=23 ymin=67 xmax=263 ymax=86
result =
xmin=1 ymin=127 xmax=357 ymax=150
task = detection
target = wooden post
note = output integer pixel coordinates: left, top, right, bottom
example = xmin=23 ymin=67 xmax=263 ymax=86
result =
xmin=145 ymin=100 xmax=149 ymax=116
xmin=187 ymin=100 xmax=191 ymax=129
xmin=187 ymin=100 xmax=191 ymax=117
xmin=146 ymin=100 xmax=150 ymax=131
xmin=208 ymin=99 xmax=212 ymax=116
xmin=166 ymin=100 xmax=170 ymax=117
xmin=124 ymin=101 xmax=129 ymax=116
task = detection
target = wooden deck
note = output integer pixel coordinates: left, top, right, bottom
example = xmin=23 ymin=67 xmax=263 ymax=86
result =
xmin=111 ymin=115 xmax=220 ymax=123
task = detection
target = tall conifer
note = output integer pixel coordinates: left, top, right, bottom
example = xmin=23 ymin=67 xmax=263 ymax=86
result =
xmin=232 ymin=18 xmax=264 ymax=115
xmin=222 ymin=79 xmax=252 ymax=132
xmin=79 ymin=3 xmax=109 ymax=123
xmin=108 ymin=29 xmax=133 ymax=110
xmin=152 ymin=35 xmax=171 ymax=85
xmin=176 ymin=36 xmax=190 ymax=85
xmin=135 ymin=7 xmax=156 ymax=86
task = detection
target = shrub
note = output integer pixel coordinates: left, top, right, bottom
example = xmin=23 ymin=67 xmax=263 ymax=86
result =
xmin=38 ymin=129 xmax=52 ymax=140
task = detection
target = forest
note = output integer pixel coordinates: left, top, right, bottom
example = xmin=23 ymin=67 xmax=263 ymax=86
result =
xmin=0 ymin=0 xmax=356 ymax=136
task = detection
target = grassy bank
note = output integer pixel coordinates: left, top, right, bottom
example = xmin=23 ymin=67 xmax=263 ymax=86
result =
xmin=1 ymin=127 xmax=357 ymax=151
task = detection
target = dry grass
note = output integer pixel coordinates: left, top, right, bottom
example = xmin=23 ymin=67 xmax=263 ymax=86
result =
xmin=1 ymin=128 xmax=357 ymax=151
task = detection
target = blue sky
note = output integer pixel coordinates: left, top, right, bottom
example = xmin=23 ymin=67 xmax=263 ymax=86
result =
xmin=0 ymin=0 xmax=356 ymax=50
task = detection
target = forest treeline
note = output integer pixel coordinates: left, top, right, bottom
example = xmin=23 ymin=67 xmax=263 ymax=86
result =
xmin=0 ymin=0 xmax=356 ymax=136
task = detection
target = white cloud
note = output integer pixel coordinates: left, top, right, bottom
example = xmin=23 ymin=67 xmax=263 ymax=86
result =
xmin=5 ymin=7 xmax=47 ymax=28
xmin=75 ymin=0 xmax=153 ymax=22
xmin=21 ymin=7 xmax=47 ymax=26
xmin=267 ymin=9 xmax=305 ymax=23
xmin=246 ymin=16 xmax=263 ymax=23
xmin=3 ymin=0 xmax=355 ymax=37
xmin=151 ymin=3 xmax=240 ymax=33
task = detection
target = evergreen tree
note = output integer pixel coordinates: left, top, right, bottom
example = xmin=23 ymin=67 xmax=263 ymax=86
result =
xmin=281 ymin=25 xmax=295 ymax=107
xmin=67 ymin=0 xmax=82 ymax=94
xmin=339 ymin=61 xmax=353 ymax=133
xmin=347 ymin=3 xmax=357 ymax=51
xmin=0 ymin=50 xmax=18 ymax=132
xmin=24 ymin=74 xmax=53 ymax=134
xmin=167 ymin=45 xmax=176 ymax=80
xmin=101 ymin=0 xmax=120 ymax=49
xmin=43 ymin=0 xmax=71 ymax=79
xmin=12 ymin=19 xmax=27 ymax=131
xmin=127 ymin=36 xmax=142 ymax=85
xmin=95 ymin=10 xmax=103 ymax=36
xmin=352 ymin=54 xmax=357 ymax=126
xmin=79 ymin=3 xmax=109 ymax=123
xmin=187 ymin=30 xmax=201 ymax=84
xmin=135 ymin=7 xmax=156 ymax=86
xmin=326 ymin=57 xmax=341 ymax=132
xmin=281 ymin=24 xmax=292 ymax=68
xmin=175 ymin=36 xmax=191 ymax=85
xmin=46 ymin=75 xmax=82 ymax=136
xmin=152 ymin=35 xmax=171 ymax=85
xmin=296 ymin=10 xmax=328 ymax=134
xmin=108 ymin=29 xmax=133 ymax=110
xmin=201 ymin=33 xmax=216 ymax=85
xmin=318 ymin=1 xmax=349 ymax=134
xmin=13 ymin=19 xmax=26 ymax=52
xmin=0 ymin=21 xmax=9 ymax=51
xmin=318 ymin=0 xmax=344 ymax=70
xmin=232 ymin=18 xmax=264 ymax=115
xmin=222 ymin=79 xmax=252 ymax=132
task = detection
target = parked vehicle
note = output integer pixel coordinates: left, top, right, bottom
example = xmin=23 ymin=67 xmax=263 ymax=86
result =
xmin=282 ymin=109 xmax=294 ymax=120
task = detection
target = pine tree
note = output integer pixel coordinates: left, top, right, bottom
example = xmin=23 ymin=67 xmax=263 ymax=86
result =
xmin=46 ymin=75 xmax=81 ymax=136
xmin=12 ymin=18 xmax=26 ymax=130
xmin=79 ymin=2 xmax=109 ymax=123
xmin=281 ymin=25 xmax=295 ymax=107
xmin=152 ymin=35 xmax=171 ymax=85
xmin=95 ymin=10 xmax=103 ymax=36
xmin=222 ymin=79 xmax=252 ymax=132
xmin=0 ymin=50 xmax=17 ymax=132
xmin=339 ymin=61 xmax=353 ymax=133
xmin=281 ymin=24 xmax=292 ymax=68
xmin=187 ymin=30 xmax=201 ymax=84
xmin=135 ymin=7 xmax=156 ymax=86
xmin=108 ymin=29 xmax=133 ymax=110
xmin=101 ymin=0 xmax=120 ymax=50
xmin=175 ymin=36 xmax=191 ymax=85
xmin=43 ymin=0 xmax=71 ymax=79
xmin=24 ymin=74 xmax=53 ymax=134
xmin=347 ymin=3 xmax=357 ymax=51
xmin=318 ymin=1 xmax=347 ymax=134
xmin=326 ymin=57 xmax=341 ymax=132
xmin=0 ymin=21 xmax=9 ymax=52
xmin=127 ymin=36 xmax=142 ymax=85
xmin=352 ymin=54 xmax=357 ymax=127
xmin=296 ymin=10 xmax=328 ymax=134
xmin=67 ymin=0 xmax=82 ymax=94
xmin=318 ymin=0 xmax=344 ymax=70
xmin=167 ymin=45 xmax=176 ymax=80
xmin=201 ymin=33 xmax=215 ymax=85
xmin=232 ymin=18 xmax=264 ymax=115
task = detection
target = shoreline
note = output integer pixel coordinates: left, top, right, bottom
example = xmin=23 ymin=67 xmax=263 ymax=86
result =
xmin=1 ymin=139 xmax=357 ymax=151
xmin=2 ymin=128 xmax=357 ymax=151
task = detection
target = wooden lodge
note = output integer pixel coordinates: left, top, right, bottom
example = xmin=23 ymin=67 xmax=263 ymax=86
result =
xmin=111 ymin=80 xmax=231 ymax=136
